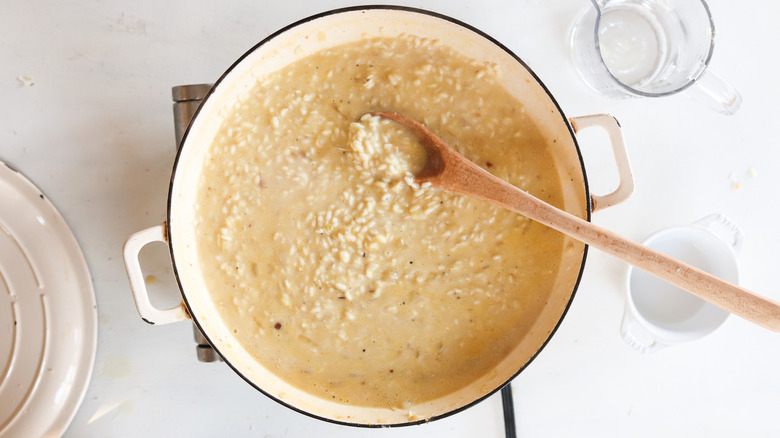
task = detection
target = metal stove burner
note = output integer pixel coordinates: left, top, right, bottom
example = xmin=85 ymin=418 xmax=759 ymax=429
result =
xmin=172 ymin=83 xmax=221 ymax=363
xmin=173 ymin=84 xmax=212 ymax=146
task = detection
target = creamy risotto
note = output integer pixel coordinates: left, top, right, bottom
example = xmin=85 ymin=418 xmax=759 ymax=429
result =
xmin=195 ymin=35 xmax=566 ymax=408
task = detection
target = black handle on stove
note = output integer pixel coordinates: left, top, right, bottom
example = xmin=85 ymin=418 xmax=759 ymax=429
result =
xmin=172 ymin=84 xmax=222 ymax=363
xmin=172 ymin=84 xmax=213 ymax=150
xmin=502 ymin=383 xmax=517 ymax=438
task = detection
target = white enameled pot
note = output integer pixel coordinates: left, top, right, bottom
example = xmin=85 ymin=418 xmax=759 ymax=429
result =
xmin=123 ymin=6 xmax=633 ymax=427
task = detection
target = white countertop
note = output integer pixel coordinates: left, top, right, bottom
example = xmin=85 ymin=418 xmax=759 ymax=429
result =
xmin=2 ymin=0 xmax=779 ymax=437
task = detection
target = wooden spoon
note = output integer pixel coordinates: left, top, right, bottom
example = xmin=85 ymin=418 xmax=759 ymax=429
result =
xmin=371 ymin=111 xmax=780 ymax=332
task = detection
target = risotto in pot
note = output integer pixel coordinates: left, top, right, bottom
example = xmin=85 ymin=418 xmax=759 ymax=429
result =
xmin=194 ymin=35 xmax=566 ymax=409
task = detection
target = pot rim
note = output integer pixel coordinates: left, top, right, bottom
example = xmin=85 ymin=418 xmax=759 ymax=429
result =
xmin=166 ymin=4 xmax=592 ymax=427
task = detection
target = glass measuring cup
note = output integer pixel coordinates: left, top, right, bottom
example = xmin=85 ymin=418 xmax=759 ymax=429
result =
xmin=570 ymin=0 xmax=741 ymax=115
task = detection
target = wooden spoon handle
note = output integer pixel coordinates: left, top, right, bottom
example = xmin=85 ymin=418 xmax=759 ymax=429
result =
xmin=372 ymin=110 xmax=780 ymax=332
xmin=446 ymin=159 xmax=780 ymax=332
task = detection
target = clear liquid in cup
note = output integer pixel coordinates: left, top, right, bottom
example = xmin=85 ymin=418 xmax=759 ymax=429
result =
xmin=597 ymin=3 xmax=668 ymax=89
xmin=631 ymin=263 xmax=707 ymax=326
xmin=629 ymin=230 xmax=733 ymax=331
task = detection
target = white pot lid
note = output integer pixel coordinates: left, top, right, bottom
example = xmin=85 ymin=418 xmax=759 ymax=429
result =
xmin=0 ymin=161 xmax=97 ymax=437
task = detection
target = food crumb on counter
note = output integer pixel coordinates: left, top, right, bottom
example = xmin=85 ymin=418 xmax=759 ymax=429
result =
xmin=728 ymin=171 xmax=740 ymax=190
xmin=729 ymin=167 xmax=759 ymax=190
xmin=17 ymin=75 xmax=35 ymax=86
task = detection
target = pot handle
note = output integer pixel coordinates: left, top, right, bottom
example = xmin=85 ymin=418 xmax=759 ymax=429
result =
xmin=570 ymin=114 xmax=634 ymax=213
xmin=123 ymin=224 xmax=190 ymax=325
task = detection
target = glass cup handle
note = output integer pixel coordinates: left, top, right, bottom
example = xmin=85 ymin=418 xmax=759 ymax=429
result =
xmin=684 ymin=70 xmax=743 ymax=116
